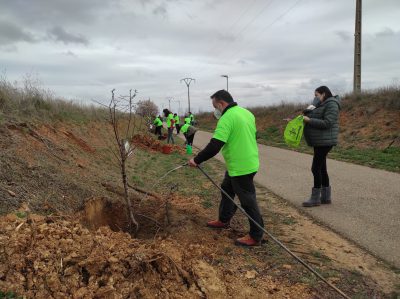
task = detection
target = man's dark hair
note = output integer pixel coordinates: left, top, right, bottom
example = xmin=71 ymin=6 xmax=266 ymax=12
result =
xmin=210 ymin=90 xmax=234 ymax=103
xmin=315 ymin=86 xmax=333 ymax=100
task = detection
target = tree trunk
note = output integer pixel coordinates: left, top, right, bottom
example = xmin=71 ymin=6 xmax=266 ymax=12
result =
xmin=121 ymin=152 xmax=139 ymax=234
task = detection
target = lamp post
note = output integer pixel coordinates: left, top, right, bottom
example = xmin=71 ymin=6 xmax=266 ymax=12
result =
xmin=221 ymin=75 xmax=229 ymax=91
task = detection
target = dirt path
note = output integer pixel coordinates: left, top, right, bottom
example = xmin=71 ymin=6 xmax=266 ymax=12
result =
xmin=187 ymin=131 xmax=400 ymax=268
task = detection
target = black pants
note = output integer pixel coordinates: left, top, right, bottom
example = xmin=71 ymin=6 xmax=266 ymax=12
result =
xmin=176 ymin=124 xmax=181 ymax=134
xmin=184 ymin=133 xmax=194 ymax=145
xmin=155 ymin=126 xmax=162 ymax=137
xmin=312 ymin=146 xmax=332 ymax=188
xmin=219 ymin=171 xmax=264 ymax=241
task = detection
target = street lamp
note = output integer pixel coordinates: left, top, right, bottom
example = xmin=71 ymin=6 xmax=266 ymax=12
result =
xmin=221 ymin=75 xmax=229 ymax=91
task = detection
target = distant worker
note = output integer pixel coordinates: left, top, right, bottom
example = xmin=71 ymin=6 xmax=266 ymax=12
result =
xmin=174 ymin=113 xmax=181 ymax=134
xmin=188 ymin=90 xmax=264 ymax=247
xmin=184 ymin=114 xmax=191 ymax=125
xmin=153 ymin=115 xmax=163 ymax=139
xmin=302 ymin=86 xmax=341 ymax=207
xmin=189 ymin=111 xmax=195 ymax=125
xmin=180 ymin=123 xmax=197 ymax=146
xmin=163 ymin=109 xmax=175 ymax=144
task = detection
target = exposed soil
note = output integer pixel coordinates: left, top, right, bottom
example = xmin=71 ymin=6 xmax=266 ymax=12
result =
xmin=132 ymin=134 xmax=185 ymax=154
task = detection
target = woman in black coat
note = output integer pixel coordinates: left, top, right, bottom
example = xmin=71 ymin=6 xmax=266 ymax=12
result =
xmin=302 ymin=86 xmax=341 ymax=207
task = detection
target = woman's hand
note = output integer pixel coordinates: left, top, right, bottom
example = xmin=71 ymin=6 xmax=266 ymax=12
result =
xmin=303 ymin=116 xmax=311 ymax=123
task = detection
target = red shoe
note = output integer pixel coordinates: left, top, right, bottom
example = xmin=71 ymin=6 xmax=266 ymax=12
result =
xmin=234 ymin=235 xmax=261 ymax=247
xmin=207 ymin=220 xmax=230 ymax=229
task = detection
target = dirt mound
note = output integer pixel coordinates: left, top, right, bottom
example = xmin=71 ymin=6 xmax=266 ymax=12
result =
xmin=132 ymin=134 xmax=185 ymax=154
xmin=0 ymin=213 xmax=204 ymax=298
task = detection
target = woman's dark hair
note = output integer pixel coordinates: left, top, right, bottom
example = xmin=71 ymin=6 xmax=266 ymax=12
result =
xmin=162 ymin=108 xmax=170 ymax=116
xmin=315 ymin=86 xmax=333 ymax=100
xmin=210 ymin=90 xmax=234 ymax=103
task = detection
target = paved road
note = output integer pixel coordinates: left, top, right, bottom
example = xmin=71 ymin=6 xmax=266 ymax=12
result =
xmin=188 ymin=131 xmax=400 ymax=268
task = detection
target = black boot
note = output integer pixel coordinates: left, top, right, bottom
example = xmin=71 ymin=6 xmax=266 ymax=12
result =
xmin=302 ymin=188 xmax=321 ymax=207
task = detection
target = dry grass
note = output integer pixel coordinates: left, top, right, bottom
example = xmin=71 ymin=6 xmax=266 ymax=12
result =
xmin=342 ymin=86 xmax=400 ymax=111
xmin=0 ymin=76 xmax=108 ymax=124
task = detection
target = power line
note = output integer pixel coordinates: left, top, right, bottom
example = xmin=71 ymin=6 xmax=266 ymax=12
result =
xmin=223 ymin=0 xmax=304 ymax=64
xmin=204 ymin=0 xmax=275 ymax=63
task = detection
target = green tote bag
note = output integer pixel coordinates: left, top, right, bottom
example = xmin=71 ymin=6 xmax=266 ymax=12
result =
xmin=284 ymin=115 xmax=304 ymax=147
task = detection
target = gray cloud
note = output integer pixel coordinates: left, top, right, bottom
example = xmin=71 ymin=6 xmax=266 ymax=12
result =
xmin=47 ymin=26 xmax=88 ymax=45
xmin=153 ymin=4 xmax=168 ymax=18
xmin=335 ymin=30 xmax=352 ymax=42
xmin=376 ymin=27 xmax=395 ymax=38
xmin=1 ymin=0 xmax=399 ymax=112
xmin=0 ymin=20 xmax=37 ymax=45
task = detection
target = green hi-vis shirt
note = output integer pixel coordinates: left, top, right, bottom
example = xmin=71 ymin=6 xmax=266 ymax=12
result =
xmin=184 ymin=117 xmax=191 ymax=125
xmin=174 ymin=115 xmax=180 ymax=125
xmin=190 ymin=114 xmax=194 ymax=122
xmin=213 ymin=106 xmax=259 ymax=176
xmin=153 ymin=117 xmax=162 ymax=127
xmin=166 ymin=113 xmax=174 ymax=128
xmin=180 ymin=123 xmax=190 ymax=133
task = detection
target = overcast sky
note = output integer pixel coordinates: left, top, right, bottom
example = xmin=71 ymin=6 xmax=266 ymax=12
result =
xmin=1 ymin=0 xmax=399 ymax=113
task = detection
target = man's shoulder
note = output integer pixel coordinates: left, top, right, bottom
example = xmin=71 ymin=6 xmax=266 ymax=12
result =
xmin=227 ymin=106 xmax=254 ymax=118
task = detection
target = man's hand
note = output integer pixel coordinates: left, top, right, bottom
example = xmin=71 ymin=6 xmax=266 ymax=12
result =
xmin=188 ymin=158 xmax=198 ymax=167
xmin=303 ymin=116 xmax=311 ymax=123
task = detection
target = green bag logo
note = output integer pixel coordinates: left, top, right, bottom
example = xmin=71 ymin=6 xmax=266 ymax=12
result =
xmin=284 ymin=115 xmax=304 ymax=147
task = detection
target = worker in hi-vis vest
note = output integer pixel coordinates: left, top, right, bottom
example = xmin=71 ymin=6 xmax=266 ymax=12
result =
xmin=163 ymin=109 xmax=175 ymax=144
xmin=188 ymin=90 xmax=264 ymax=247
xmin=189 ymin=112 xmax=194 ymax=125
xmin=173 ymin=113 xmax=181 ymax=134
xmin=153 ymin=115 xmax=163 ymax=139
xmin=184 ymin=114 xmax=191 ymax=125
xmin=180 ymin=123 xmax=197 ymax=146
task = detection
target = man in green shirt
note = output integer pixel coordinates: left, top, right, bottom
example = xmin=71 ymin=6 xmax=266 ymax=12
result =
xmin=173 ymin=113 xmax=181 ymax=134
xmin=189 ymin=90 xmax=264 ymax=246
xmin=153 ymin=115 xmax=163 ymax=139
xmin=184 ymin=114 xmax=191 ymax=125
xmin=189 ymin=112 xmax=194 ymax=125
xmin=180 ymin=123 xmax=197 ymax=146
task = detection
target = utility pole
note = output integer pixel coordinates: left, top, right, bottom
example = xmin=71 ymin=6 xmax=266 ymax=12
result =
xmin=180 ymin=78 xmax=195 ymax=113
xmin=353 ymin=0 xmax=362 ymax=93
xmin=221 ymin=75 xmax=229 ymax=91
xmin=167 ymin=97 xmax=173 ymax=110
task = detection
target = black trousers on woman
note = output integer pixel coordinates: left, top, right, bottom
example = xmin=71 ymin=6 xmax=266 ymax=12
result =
xmin=312 ymin=146 xmax=333 ymax=188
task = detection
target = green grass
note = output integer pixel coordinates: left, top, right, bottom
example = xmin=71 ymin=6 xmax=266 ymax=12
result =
xmin=130 ymin=139 xmax=221 ymax=204
xmin=15 ymin=211 xmax=26 ymax=219
xmin=257 ymin=134 xmax=400 ymax=173
xmin=0 ymin=291 xmax=21 ymax=299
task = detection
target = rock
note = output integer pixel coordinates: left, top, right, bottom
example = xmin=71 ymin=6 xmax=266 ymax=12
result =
xmin=245 ymin=270 xmax=257 ymax=279
xmin=7 ymin=190 xmax=16 ymax=197
xmin=282 ymin=264 xmax=292 ymax=270
xmin=109 ymin=256 xmax=119 ymax=263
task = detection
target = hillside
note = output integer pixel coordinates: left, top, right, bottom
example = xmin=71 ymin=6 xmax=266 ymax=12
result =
xmin=0 ymin=82 xmax=399 ymax=298
xmin=196 ymin=87 xmax=400 ymax=172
